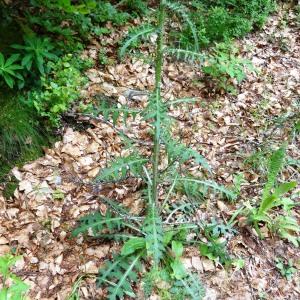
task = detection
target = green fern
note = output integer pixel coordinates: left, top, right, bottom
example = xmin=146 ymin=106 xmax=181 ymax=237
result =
xmin=97 ymin=253 xmax=143 ymax=300
xmin=261 ymin=146 xmax=286 ymax=203
xmin=95 ymin=154 xmax=148 ymax=182
xmin=119 ymin=24 xmax=156 ymax=57
xmin=143 ymin=205 xmax=165 ymax=265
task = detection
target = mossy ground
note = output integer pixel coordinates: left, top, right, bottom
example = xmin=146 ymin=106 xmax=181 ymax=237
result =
xmin=0 ymin=15 xmax=52 ymax=192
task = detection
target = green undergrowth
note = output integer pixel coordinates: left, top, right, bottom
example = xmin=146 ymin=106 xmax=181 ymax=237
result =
xmin=175 ymin=0 xmax=276 ymax=49
xmin=0 ymin=93 xmax=50 ymax=183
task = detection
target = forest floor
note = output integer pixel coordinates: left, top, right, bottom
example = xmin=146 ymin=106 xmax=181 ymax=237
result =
xmin=0 ymin=5 xmax=299 ymax=300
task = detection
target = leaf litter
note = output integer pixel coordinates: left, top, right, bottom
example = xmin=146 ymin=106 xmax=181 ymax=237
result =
xmin=0 ymin=5 xmax=300 ymax=300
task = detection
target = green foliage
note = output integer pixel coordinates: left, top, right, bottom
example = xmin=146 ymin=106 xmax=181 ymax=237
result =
xmin=177 ymin=0 xmax=276 ymax=48
xmin=202 ymin=42 xmax=254 ymax=93
xmin=121 ymin=0 xmax=148 ymax=16
xmin=0 ymin=96 xmax=48 ymax=182
xmin=0 ymin=254 xmax=30 ymax=300
xmin=26 ymin=54 xmax=87 ymax=126
xmin=12 ymin=35 xmax=57 ymax=74
xmin=177 ymin=177 xmax=236 ymax=201
xmin=245 ymin=147 xmax=299 ymax=244
xmin=169 ymin=272 xmax=205 ymax=300
xmin=71 ymin=211 xmax=124 ymax=237
xmin=275 ymin=258 xmax=297 ymax=280
xmin=199 ymin=220 xmax=235 ymax=266
xmin=95 ymin=154 xmax=148 ymax=182
xmin=97 ymin=253 xmax=143 ymax=300
xmin=143 ymin=205 xmax=165 ymax=265
xmin=0 ymin=53 xmax=23 ymax=88
xmin=119 ymin=24 xmax=156 ymax=58
xmin=26 ymin=0 xmax=147 ymax=43
xmin=92 ymin=97 xmax=140 ymax=125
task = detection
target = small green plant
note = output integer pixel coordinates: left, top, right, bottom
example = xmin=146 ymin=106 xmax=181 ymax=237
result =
xmin=275 ymin=258 xmax=297 ymax=280
xmin=245 ymin=146 xmax=299 ymax=245
xmin=0 ymin=53 xmax=23 ymax=88
xmin=199 ymin=219 xmax=236 ymax=266
xmin=26 ymin=54 xmax=87 ymax=126
xmin=12 ymin=35 xmax=57 ymax=74
xmin=66 ymin=275 xmax=93 ymax=300
xmin=230 ymin=172 xmax=246 ymax=200
xmin=202 ymin=42 xmax=254 ymax=93
xmin=0 ymin=253 xmax=30 ymax=299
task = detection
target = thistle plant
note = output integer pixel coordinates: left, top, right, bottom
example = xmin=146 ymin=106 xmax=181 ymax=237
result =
xmin=73 ymin=1 xmax=234 ymax=298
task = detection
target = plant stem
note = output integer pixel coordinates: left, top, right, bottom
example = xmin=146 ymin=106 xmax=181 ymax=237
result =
xmin=152 ymin=0 xmax=165 ymax=205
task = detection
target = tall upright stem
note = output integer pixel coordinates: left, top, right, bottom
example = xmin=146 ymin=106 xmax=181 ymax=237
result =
xmin=152 ymin=0 xmax=165 ymax=205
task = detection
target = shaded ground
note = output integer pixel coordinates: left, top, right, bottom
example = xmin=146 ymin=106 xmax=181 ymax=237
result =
xmin=0 ymin=5 xmax=299 ymax=300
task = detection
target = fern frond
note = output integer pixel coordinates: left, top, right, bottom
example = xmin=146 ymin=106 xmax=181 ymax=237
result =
xmin=165 ymin=1 xmax=199 ymax=51
xmin=97 ymin=253 xmax=143 ymax=300
xmin=95 ymin=154 xmax=148 ymax=182
xmin=143 ymin=204 xmax=165 ymax=265
xmin=72 ymin=211 xmax=123 ymax=237
xmin=166 ymin=47 xmax=205 ymax=64
xmin=261 ymin=146 xmax=286 ymax=201
xmin=177 ymin=177 xmax=236 ymax=200
xmin=119 ymin=24 xmax=156 ymax=58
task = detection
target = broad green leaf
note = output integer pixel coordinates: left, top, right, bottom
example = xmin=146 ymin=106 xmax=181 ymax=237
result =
xmin=121 ymin=237 xmax=146 ymax=256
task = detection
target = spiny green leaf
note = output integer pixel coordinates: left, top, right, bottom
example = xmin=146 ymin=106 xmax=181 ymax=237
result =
xmin=165 ymin=1 xmax=199 ymax=51
xmin=178 ymin=177 xmax=235 ymax=200
xmin=119 ymin=24 xmax=156 ymax=58
xmin=72 ymin=212 xmax=123 ymax=237
xmin=94 ymin=154 xmax=148 ymax=182
xmin=143 ymin=205 xmax=165 ymax=265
